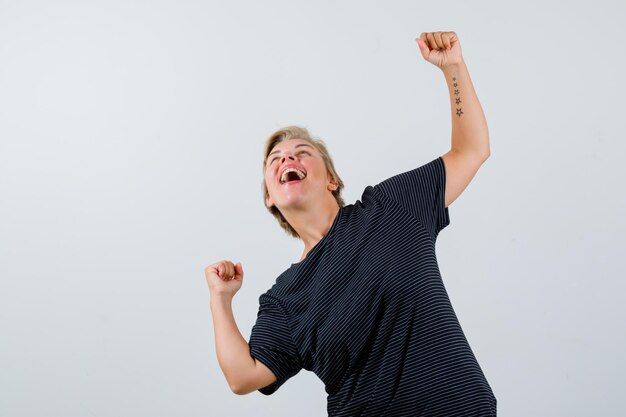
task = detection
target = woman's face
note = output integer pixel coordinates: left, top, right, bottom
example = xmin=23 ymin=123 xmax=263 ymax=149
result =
xmin=265 ymin=138 xmax=333 ymax=210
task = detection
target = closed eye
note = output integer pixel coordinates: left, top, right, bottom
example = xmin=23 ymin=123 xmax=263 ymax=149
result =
xmin=269 ymin=151 xmax=309 ymax=165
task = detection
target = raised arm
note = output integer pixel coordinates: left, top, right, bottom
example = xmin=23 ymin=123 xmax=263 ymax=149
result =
xmin=416 ymin=31 xmax=490 ymax=208
xmin=210 ymin=293 xmax=277 ymax=394
xmin=205 ymin=260 xmax=277 ymax=395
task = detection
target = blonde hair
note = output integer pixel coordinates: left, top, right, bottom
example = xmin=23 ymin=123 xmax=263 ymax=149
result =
xmin=261 ymin=125 xmax=345 ymax=239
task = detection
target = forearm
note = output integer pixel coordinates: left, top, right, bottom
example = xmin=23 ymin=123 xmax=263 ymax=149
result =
xmin=210 ymin=294 xmax=255 ymax=392
xmin=442 ymin=60 xmax=490 ymax=157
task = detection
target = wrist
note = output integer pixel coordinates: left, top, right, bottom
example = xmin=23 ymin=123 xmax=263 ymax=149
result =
xmin=210 ymin=292 xmax=233 ymax=306
xmin=440 ymin=60 xmax=465 ymax=74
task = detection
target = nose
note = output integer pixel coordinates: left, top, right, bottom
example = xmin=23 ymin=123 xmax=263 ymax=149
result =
xmin=280 ymin=154 xmax=296 ymax=163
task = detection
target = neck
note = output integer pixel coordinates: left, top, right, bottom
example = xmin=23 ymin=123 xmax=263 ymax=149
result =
xmin=281 ymin=197 xmax=340 ymax=260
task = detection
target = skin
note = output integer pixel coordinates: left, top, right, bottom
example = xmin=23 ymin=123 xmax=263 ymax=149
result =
xmin=264 ymin=138 xmax=340 ymax=262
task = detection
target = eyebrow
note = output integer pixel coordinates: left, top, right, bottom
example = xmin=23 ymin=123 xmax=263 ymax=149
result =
xmin=267 ymin=143 xmax=314 ymax=158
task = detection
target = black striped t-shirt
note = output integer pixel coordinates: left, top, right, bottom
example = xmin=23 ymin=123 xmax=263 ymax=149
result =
xmin=248 ymin=156 xmax=497 ymax=416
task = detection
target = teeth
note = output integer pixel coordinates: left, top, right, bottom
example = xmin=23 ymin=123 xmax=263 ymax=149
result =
xmin=280 ymin=167 xmax=306 ymax=183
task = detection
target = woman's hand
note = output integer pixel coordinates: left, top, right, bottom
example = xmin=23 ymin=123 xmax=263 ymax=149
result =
xmin=204 ymin=260 xmax=243 ymax=299
xmin=415 ymin=31 xmax=464 ymax=70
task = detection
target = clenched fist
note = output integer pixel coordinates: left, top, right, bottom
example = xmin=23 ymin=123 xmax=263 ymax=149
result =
xmin=415 ymin=31 xmax=464 ymax=70
xmin=204 ymin=260 xmax=243 ymax=299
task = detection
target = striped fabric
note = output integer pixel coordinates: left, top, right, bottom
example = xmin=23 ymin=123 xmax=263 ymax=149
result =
xmin=249 ymin=156 xmax=497 ymax=416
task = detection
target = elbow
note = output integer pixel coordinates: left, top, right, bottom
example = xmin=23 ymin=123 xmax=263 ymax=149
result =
xmin=230 ymin=380 xmax=253 ymax=396
xmin=480 ymin=146 xmax=490 ymax=161
xmin=226 ymin=359 xmax=256 ymax=395
xmin=230 ymin=383 xmax=246 ymax=396
xmin=228 ymin=356 xmax=265 ymax=395
xmin=228 ymin=375 xmax=245 ymax=395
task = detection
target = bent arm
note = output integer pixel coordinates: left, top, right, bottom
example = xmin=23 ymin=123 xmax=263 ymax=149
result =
xmin=439 ymin=60 xmax=490 ymax=208
xmin=210 ymin=294 xmax=260 ymax=394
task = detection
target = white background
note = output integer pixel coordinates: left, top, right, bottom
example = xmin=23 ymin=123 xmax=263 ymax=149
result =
xmin=1 ymin=0 xmax=624 ymax=416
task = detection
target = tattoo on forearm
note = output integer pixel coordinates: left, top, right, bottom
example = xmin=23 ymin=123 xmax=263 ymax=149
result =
xmin=453 ymin=76 xmax=463 ymax=117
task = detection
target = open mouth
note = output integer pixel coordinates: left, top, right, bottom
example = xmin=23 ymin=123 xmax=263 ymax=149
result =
xmin=280 ymin=168 xmax=306 ymax=185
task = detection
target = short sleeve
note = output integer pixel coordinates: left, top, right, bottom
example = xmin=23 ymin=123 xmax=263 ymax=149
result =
xmin=373 ymin=156 xmax=450 ymax=241
xmin=248 ymin=294 xmax=303 ymax=395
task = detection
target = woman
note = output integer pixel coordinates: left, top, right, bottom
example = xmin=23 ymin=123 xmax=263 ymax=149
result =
xmin=205 ymin=31 xmax=497 ymax=416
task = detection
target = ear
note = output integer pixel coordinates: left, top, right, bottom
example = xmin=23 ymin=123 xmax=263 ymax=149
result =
xmin=266 ymin=194 xmax=274 ymax=208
